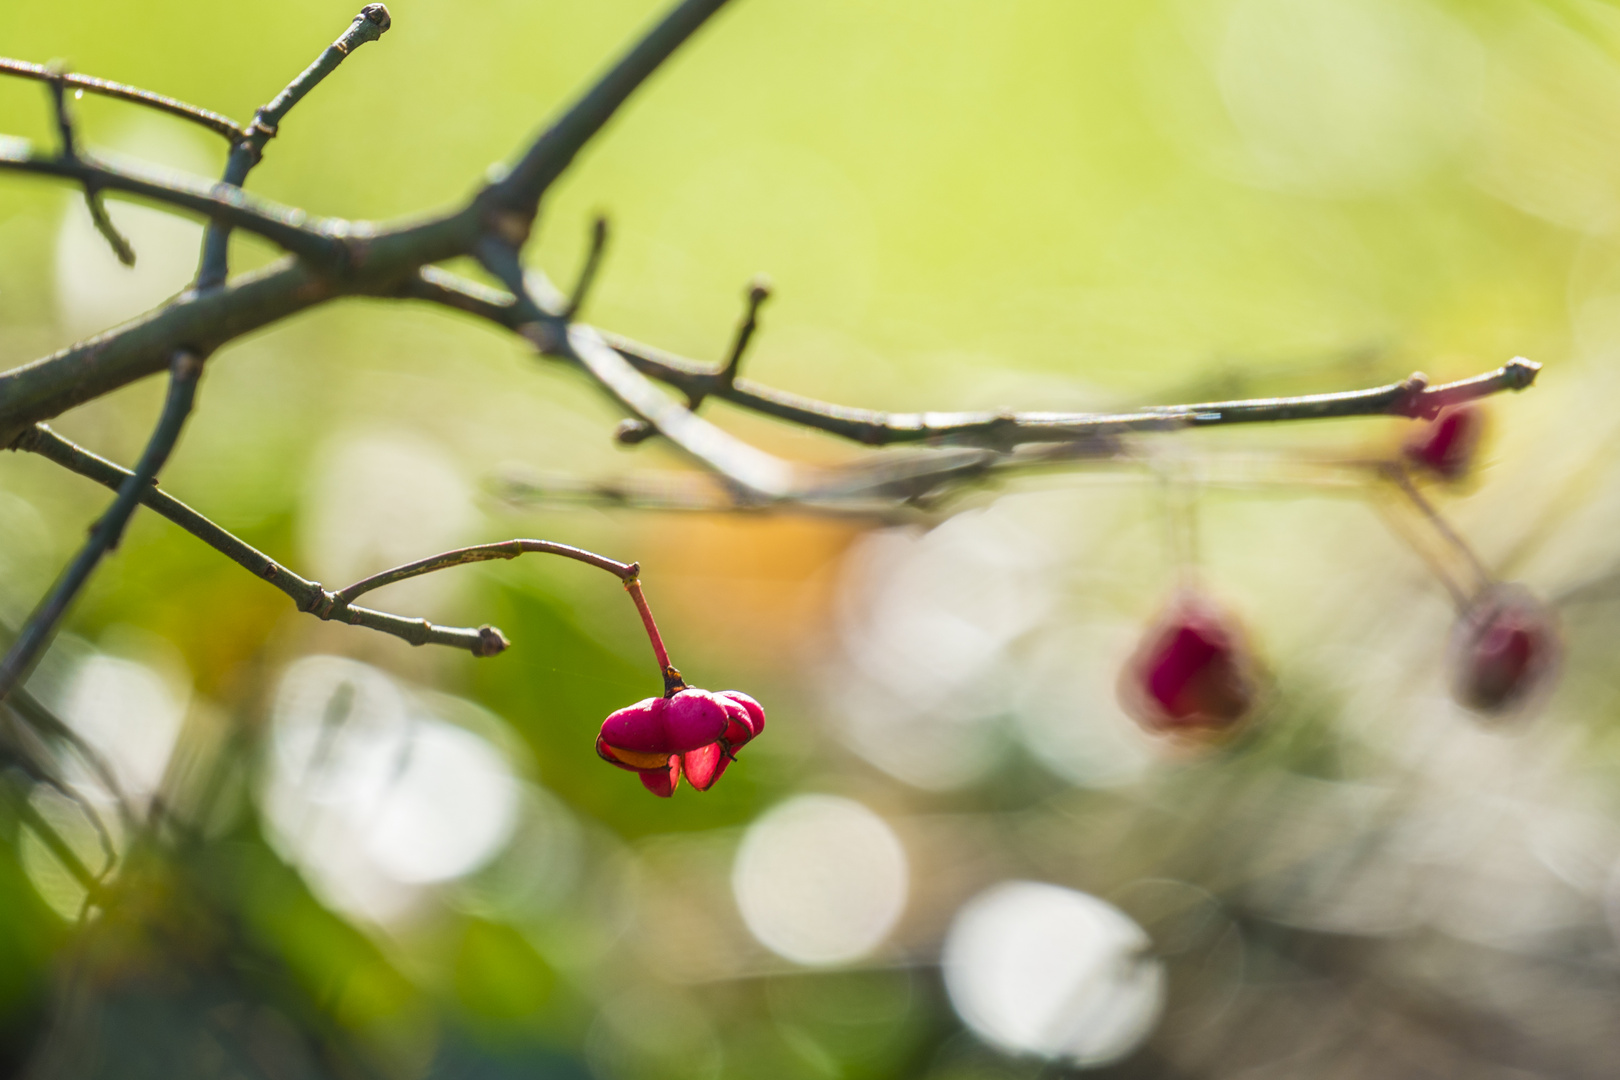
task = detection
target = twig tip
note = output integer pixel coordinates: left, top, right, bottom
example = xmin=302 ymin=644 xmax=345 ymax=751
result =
xmin=1504 ymin=357 xmax=1541 ymax=389
xmin=615 ymin=418 xmax=656 ymax=445
xmin=474 ymin=624 xmax=510 ymax=658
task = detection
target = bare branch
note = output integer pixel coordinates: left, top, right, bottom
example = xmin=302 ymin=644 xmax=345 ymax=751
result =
xmin=0 ymin=139 xmax=351 ymax=269
xmin=9 ymin=426 xmax=506 ymax=656
xmin=471 ymin=237 xmax=804 ymax=501
xmin=82 ymin=187 xmax=137 ymax=266
xmin=563 ymin=322 xmax=801 ymax=500
xmin=0 ymin=195 xmax=489 ymax=443
xmin=0 ymin=57 xmax=247 ymax=141
xmin=6 ymin=428 xmax=653 ymax=660
xmin=333 ymin=538 xmax=637 ymax=605
xmin=490 ymin=466 xmax=929 ymax=522
xmin=197 ymin=4 xmax=392 ymax=289
xmin=482 ymin=0 xmax=738 ymax=222
xmin=611 ymin=274 xmax=772 ymax=445
xmin=405 ymin=266 xmax=1543 ymax=449
xmin=0 ymin=351 xmax=205 ymax=702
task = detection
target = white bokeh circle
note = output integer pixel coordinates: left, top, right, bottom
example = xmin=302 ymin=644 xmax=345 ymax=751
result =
xmin=733 ymin=795 xmax=908 ymax=965
xmin=943 ymin=881 xmax=1164 ymax=1067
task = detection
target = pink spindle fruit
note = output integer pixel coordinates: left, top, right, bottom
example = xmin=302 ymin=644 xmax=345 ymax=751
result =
xmin=1121 ymin=595 xmax=1257 ymax=735
xmin=597 ymin=687 xmax=767 ymax=796
xmin=1404 ymin=404 xmax=1484 ymax=481
xmin=1449 ymin=584 xmax=1559 ymax=715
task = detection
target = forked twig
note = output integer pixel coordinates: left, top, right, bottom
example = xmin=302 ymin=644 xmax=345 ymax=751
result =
xmin=7 ymin=425 xmax=668 ymax=660
xmin=196 ymin=4 xmax=392 ymax=289
xmin=0 ymin=352 xmax=204 ymax=701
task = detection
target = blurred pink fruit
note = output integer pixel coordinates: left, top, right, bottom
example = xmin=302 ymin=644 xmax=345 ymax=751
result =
xmin=1121 ymin=594 xmax=1257 ymax=736
xmin=1449 ymin=585 xmax=1559 ymax=714
xmin=1404 ymin=404 xmax=1484 ymax=481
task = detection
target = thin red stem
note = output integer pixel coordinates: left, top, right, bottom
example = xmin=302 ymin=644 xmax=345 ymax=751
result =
xmin=1386 ymin=466 xmax=1493 ymax=599
xmin=625 ymin=577 xmax=683 ymax=694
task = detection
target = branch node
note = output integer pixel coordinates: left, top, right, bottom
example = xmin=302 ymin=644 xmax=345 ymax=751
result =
xmin=0 ymin=349 xmax=202 ymax=703
xmin=519 ymin=320 xmax=566 ymax=355
xmin=489 ymin=210 xmax=531 ymax=248
xmin=1394 ymin=372 xmax=1434 ymax=418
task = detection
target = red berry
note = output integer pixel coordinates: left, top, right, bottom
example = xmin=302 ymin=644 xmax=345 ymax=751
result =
xmin=597 ymin=687 xmax=764 ymax=796
xmin=1121 ymin=594 xmax=1257 ymax=735
xmin=1449 ymin=585 xmax=1559 ymax=714
xmin=1404 ymin=404 xmax=1484 ymax=481
xmin=597 ymin=692 xmax=728 ymax=774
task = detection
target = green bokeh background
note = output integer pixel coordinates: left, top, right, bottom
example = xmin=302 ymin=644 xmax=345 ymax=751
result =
xmin=5 ymin=1 xmax=1620 ymax=1077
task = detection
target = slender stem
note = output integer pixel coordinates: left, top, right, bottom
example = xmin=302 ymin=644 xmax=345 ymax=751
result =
xmin=83 ymin=188 xmax=136 ymax=266
xmin=1370 ymin=493 xmax=1470 ymax=609
xmin=624 ymin=578 xmax=682 ymax=694
xmin=472 ymin=239 xmax=800 ymax=501
xmin=0 ymin=58 xmax=247 ymax=141
xmin=0 ymin=351 xmax=204 ymax=703
xmin=44 ymin=64 xmax=77 ymax=159
xmin=1386 ymin=465 xmax=1493 ymax=597
xmin=718 ymin=277 xmax=770 ymax=391
xmin=563 ymin=216 xmax=609 ymax=321
xmin=196 ymin=4 xmax=391 ymax=290
xmin=616 ymin=274 xmax=770 ymax=444
xmin=334 ymin=538 xmax=637 ymax=604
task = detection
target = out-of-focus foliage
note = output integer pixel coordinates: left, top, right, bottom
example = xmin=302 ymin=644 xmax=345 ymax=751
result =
xmin=6 ymin=0 xmax=1620 ymax=1077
